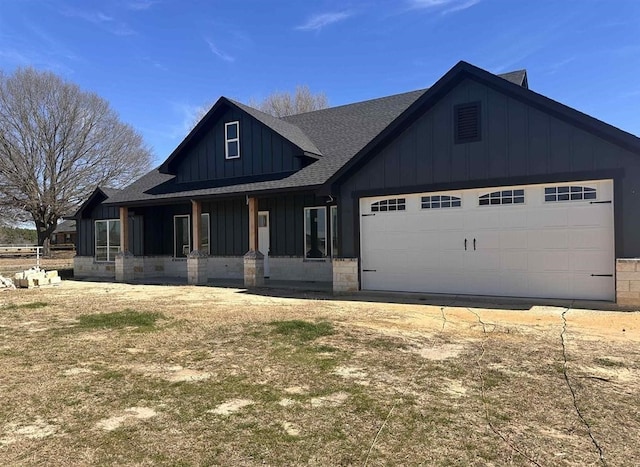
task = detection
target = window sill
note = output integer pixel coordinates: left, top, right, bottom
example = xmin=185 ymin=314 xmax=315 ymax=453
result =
xmin=303 ymin=258 xmax=327 ymax=262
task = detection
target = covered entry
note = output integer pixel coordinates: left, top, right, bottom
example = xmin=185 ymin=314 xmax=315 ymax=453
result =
xmin=359 ymin=180 xmax=615 ymax=300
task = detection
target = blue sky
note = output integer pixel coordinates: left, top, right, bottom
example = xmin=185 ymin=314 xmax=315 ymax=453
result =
xmin=1 ymin=0 xmax=639 ymax=164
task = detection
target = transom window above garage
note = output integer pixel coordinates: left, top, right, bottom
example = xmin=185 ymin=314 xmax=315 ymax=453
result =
xmin=371 ymin=198 xmax=406 ymax=212
xmin=544 ymin=186 xmax=596 ymax=202
xmin=479 ymin=189 xmax=525 ymax=206
xmin=421 ymin=195 xmax=461 ymax=209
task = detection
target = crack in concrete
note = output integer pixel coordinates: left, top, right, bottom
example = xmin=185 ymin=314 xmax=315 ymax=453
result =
xmin=560 ymin=307 xmax=607 ymax=466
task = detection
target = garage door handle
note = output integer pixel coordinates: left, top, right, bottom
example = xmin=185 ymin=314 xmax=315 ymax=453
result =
xmin=473 ymin=238 xmax=476 ymax=250
xmin=464 ymin=239 xmax=467 ymax=250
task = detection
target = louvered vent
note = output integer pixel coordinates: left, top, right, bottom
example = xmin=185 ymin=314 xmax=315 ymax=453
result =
xmin=454 ymin=102 xmax=481 ymax=144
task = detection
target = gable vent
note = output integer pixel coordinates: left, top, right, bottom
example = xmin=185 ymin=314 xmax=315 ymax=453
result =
xmin=454 ymin=102 xmax=481 ymax=144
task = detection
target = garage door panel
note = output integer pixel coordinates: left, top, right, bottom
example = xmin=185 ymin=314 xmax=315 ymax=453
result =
xmin=499 ymin=272 xmax=530 ymax=296
xmin=500 ymin=211 xmax=529 ymax=229
xmin=575 ymin=275 xmax=614 ymax=301
xmin=360 ymin=179 xmax=613 ymax=300
xmin=568 ymin=205 xmax=610 ymax=226
xmin=570 ymin=251 xmax=613 ymax=272
xmin=528 ymin=273 xmax=571 ymax=299
xmin=500 ymin=230 xmax=528 ymax=249
xmin=572 ymin=228 xmax=612 ymax=249
xmin=528 ymin=230 xmax=569 ymax=250
xmin=529 ymin=209 xmax=568 ymax=228
xmin=502 ymin=251 xmax=528 ymax=270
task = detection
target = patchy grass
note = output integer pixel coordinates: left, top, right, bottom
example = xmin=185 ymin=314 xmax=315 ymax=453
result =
xmin=0 ymin=281 xmax=638 ymax=466
xmin=75 ymin=310 xmax=164 ymax=331
xmin=269 ymin=319 xmax=334 ymax=342
xmin=3 ymin=301 xmax=49 ymax=310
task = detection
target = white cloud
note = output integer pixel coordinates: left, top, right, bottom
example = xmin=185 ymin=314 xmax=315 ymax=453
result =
xmin=61 ymin=7 xmax=135 ymax=35
xmin=295 ymin=11 xmax=352 ymax=31
xmin=204 ymin=38 xmax=235 ymax=62
xmin=408 ymin=0 xmax=481 ymax=14
xmin=125 ymin=0 xmax=160 ymax=11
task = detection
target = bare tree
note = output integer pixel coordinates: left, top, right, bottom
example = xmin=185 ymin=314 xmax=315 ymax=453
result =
xmin=248 ymin=85 xmax=328 ymax=117
xmin=0 ymin=67 xmax=152 ymax=248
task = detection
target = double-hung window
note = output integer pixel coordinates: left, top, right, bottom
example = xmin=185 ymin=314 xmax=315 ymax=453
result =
xmin=174 ymin=215 xmax=190 ymax=258
xmin=304 ymin=207 xmax=327 ymax=259
xmin=201 ymin=213 xmax=210 ymax=254
xmin=225 ymin=121 xmax=240 ymax=159
xmin=330 ymin=206 xmax=338 ymax=258
xmin=95 ymin=219 xmax=120 ymax=262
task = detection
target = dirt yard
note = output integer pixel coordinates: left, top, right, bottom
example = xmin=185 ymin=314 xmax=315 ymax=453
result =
xmin=0 ymin=280 xmax=638 ymax=466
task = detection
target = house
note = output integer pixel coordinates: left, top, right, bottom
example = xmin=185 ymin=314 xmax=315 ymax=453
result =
xmin=50 ymin=219 xmax=77 ymax=249
xmin=73 ymin=61 xmax=640 ymax=306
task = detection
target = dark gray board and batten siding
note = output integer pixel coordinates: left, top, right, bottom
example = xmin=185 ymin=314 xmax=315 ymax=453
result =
xmin=76 ymin=204 xmax=144 ymax=257
xmin=175 ymin=106 xmax=304 ymax=183
xmin=78 ymin=193 xmax=324 ymax=258
xmin=337 ymin=77 xmax=640 ymax=258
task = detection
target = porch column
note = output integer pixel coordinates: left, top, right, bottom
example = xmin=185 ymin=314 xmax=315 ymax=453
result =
xmin=119 ymin=206 xmax=129 ymax=252
xmin=244 ymin=196 xmax=264 ymax=287
xmin=115 ymin=206 xmax=134 ymax=282
xmin=188 ymin=199 xmax=208 ymax=285
xmin=192 ymin=199 xmax=202 ymax=252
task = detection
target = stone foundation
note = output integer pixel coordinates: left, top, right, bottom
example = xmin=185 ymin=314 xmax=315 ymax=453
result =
xmin=74 ymin=256 xmax=116 ymax=279
xmin=74 ymin=254 xmax=333 ymax=286
xmin=187 ymin=251 xmax=208 ymax=285
xmin=333 ymin=258 xmax=359 ymax=293
xmin=616 ymin=259 xmax=640 ymax=307
xmin=268 ymin=256 xmax=333 ymax=282
xmin=208 ymin=256 xmax=244 ymax=279
xmin=244 ymin=250 xmax=264 ymax=287
xmin=115 ymin=251 xmax=135 ymax=282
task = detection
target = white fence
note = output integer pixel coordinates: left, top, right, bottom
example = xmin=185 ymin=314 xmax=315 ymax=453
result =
xmin=0 ymin=244 xmax=43 ymax=269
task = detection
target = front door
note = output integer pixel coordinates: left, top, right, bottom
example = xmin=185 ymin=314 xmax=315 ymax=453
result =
xmin=258 ymin=211 xmax=270 ymax=277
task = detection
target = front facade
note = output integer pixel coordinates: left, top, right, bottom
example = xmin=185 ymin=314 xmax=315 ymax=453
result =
xmin=74 ymin=62 xmax=640 ymax=305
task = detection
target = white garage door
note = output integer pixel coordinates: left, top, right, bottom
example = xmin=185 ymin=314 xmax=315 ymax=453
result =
xmin=360 ymin=180 xmax=615 ymax=300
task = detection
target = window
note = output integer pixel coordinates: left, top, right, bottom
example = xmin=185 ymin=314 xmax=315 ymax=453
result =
xmin=479 ymin=189 xmax=525 ymax=206
xmin=95 ymin=219 xmax=120 ymax=262
xmin=455 ymin=102 xmax=481 ymax=144
xmin=225 ymin=121 xmax=240 ymax=159
xmin=371 ymin=198 xmax=406 ymax=212
xmin=258 ymin=213 xmax=268 ymax=228
xmin=421 ymin=195 xmax=462 ymax=209
xmin=174 ymin=215 xmax=190 ymax=258
xmin=304 ymin=207 xmax=327 ymax=259
xmin=201 ymin=213 xmax=210 ymax=254
xmin=330 ymin=206 xmax=338 ymax=258
xmin=545 ymin=186 xmax=596 ymax=202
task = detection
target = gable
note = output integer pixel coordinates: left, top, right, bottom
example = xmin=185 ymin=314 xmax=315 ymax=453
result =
xmin=341 ymin=76 xmax=639 ymax=192
xmin=156 ymin=95 xmax=323 ymax=187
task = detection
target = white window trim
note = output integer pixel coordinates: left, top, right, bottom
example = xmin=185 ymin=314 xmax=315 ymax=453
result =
xmin=304 ymin=206 xmax=327 ymax=260
xmin=94 ymin=219 xmax=120 ymax=262
xmin=330 ymin=205 xmax=338 ymax=258
xmin=174 ymin=214 xmax=191 ymax=258
xmin=201 ymin=213 xmax=210 ymax=255
xmin=225 ymin=121 xmax=240 ymax=159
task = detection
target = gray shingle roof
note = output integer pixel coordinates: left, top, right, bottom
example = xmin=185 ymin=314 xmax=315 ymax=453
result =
xmin=228 ymin=99 xmax=322 ymax=156
xmin=104 ymin=66 xmax=541 ymax=206
xmin=53 ymin=219 xmax=76 ymax=233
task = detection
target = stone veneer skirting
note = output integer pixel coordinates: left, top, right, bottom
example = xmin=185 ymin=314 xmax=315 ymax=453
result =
xmin=616 ymin=259 xmax=640 ymax=307
xmin=333 ymin=258 xmax=359 ymax=293
xmin=74 ymin=255 xmax=333 ymax=283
